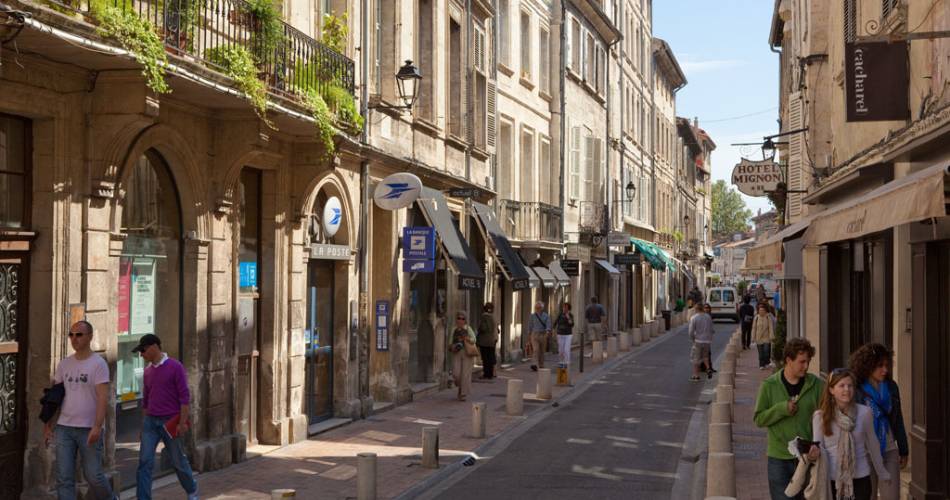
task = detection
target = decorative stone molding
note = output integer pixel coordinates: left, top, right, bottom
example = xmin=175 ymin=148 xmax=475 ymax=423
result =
xmin=91 ymin=180 xmax=117 ymax=199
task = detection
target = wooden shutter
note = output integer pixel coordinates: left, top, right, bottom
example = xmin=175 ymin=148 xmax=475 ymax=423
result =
xmin=487 ymin=81 xmax=497 ymax=148
xmin=787 ymin=91 xmax=804 ymax=219
xmin=474 ymin=24 xmax=486 ymax=73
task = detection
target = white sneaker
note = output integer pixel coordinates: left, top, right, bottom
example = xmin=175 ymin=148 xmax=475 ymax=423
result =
xmin=188 ymin=489 xmax=199 ymax=500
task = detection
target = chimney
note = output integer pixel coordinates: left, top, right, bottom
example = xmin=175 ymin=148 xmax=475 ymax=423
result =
xmin=693 ymin=117 xmax=699 ymax=128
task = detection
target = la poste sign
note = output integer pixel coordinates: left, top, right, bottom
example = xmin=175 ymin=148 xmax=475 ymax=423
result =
xmin=731 ymin=158 xmax=783 ymax=197
xmin=374 ymin=172 xmax=423 ymax=210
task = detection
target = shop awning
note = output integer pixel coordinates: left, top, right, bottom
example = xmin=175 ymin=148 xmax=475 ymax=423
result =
xmin=472 ymin=202 xmax=531 ymax=290
xmin=804 ymin=163 xmax=949 ymax=245
xmin=745 ymin=216 xmax=815 ymax=272
xmin=630 ymin=237 xmax=666 ymax=270
xmin=532 ymin=266 xmax=557 ymax=288
xmin=548 ymin=261 xmax=572 ymax=287
xmin=416 ymin=188 xmax=484 ymax=289
xmin=595 ymin=259 xmax=621 ymax=275
xmin=523 ymin=266 xmax=541 ymax=288
xmin=657 ymin=248 xmax=675 ymax=272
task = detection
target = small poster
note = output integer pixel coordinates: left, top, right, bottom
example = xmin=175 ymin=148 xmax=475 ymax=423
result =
xmin=375 ymin=300 xmax=390 ymax=351
xmin=239 ymin=261 xmax=257 ymax=289
xmin=117 ymin=258 xmax=131 ymax=334
xmin=130 ymin=259 xmax=156 ymax=335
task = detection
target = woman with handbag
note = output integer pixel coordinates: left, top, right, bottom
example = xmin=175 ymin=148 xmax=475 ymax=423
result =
xmin=450 ymin=311 xmax=478 ymax=401
xmin=553 ymin=302 xmax=575 ymax=368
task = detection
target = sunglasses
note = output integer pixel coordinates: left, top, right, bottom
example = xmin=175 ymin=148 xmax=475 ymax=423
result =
xmin=831 ymin=367 xmax=850 ymax=376
xmin=67 ymin=332 xmax=85 ymax=338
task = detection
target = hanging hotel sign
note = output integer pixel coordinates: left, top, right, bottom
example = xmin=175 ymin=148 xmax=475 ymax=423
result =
xmin=322 ymin=196 xmax=343 ymax=237
xmin=845 ymin=41 xmax=909 ymax=122
xmin=374 ymin=172 xmax=423 ymax=210
xmin=731 ymin=158 xmax=783 ymax=197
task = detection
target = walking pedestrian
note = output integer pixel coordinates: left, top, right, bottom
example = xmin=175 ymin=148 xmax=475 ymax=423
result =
xmin=45 ymin=321 xmax=116 ymax=500
xmin=584 ymin=296 xmax=606 ymax=342
xmin=553 ymin=302 xmax=575 ymax=368
xmin=688 ymin=303 xmax=714 ymax=381
xmin=132 ymin=334 xmax=199 ymax=500
xmin=753 ymin=338 xmax=824 ymax=500
xmin=752 ymin=303 xmax=775 ymax=370
xmin=476 ymin=303 xmax=498 ymax=379
xmin=739 ymin=296 xmax=755 ymax=350
xmin=848 ymin=344 xmax=908 ymax=500
xmin=529 ymin=301 xmax=551 ymax=372
xmin=812 ymin=369 xmax=890 ymax=500
xmin=450 ymin=312 xmax=477 ymax=400
xmin=687 ymin=286 xmax=703 ymax=307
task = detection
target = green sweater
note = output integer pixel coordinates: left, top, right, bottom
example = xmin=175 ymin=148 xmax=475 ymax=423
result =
xmin=753 ymin=371 xmax=825 ymax=460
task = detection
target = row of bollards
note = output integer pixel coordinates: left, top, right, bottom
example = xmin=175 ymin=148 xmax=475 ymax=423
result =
xmin=705 ymin=328 xmax=743 ymax=500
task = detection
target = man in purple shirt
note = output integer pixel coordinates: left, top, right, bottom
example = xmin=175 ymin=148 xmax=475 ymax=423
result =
xmin=132 ymin=334 xmax=198 ymax=500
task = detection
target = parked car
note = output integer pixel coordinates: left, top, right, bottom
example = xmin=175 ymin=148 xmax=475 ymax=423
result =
xmin=707 ymin=286 xmax=740 ymax=322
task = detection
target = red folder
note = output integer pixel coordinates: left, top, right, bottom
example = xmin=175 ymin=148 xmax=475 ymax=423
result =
xmin=163 ymin=414 xmax=185 ymax=439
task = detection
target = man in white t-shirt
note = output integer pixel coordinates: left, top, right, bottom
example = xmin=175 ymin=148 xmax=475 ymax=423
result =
xmin=44 ymin=321 xmax=115 ymax=500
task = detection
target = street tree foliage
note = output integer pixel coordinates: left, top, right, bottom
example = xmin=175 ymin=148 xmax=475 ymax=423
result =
xmin=711 ymin=180 xmax=752 ymax=238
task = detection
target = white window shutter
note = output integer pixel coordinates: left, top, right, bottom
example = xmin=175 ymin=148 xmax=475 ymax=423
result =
xmin=787 ymin=91 xmax=804 ymax=219
xmin=474 ymin=25 xmax=485 ymax=72
xmin=487 ymin=81 xmax=497 ymax=148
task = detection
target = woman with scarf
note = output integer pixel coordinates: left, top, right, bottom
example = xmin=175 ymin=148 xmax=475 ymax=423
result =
xmin=812 ymin=369 xmax=890 ymax=500
xmin=848 ymin=343 xmax=908 ymax=499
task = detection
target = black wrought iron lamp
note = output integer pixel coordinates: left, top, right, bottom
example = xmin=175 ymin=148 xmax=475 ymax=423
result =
xmin=370 ymin=60 xmax=422 ymax=111
xmin=625 ymin=181 xmax=637 ymax=202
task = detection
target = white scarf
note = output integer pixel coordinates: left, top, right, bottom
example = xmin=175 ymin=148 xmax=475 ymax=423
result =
xmin=834 ymin=406 xmax=856 ymax=500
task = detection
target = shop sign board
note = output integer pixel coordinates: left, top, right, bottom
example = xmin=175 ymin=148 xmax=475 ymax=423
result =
xmin=607 ymin=231 xmax=629 ymax=246
xmin=402 ymin=226 xmax=436 ymax=260
xmin=560 ymin=259 xmax=580 ymax=276
xmin=374 ymin=172 xmax=423 ymax=210
xmin=731 ymin=158 xmax=783 ymax=197
xmin=846 ymin=41 xmax=909 ymax=122
xmin=565 ymin=244 xmax=591 ymax=262
xmin=322 ymin=196 xmax=343 ymax=237
xmin=310 ymin=244 xmax=352 ymax=260
xmin=403 ymin=259 xmax=436 ymax=273
xmin=614 ymin=253 xmax=641 ymax=266
xmin=447 ymin=187 xmax=481 ymax=199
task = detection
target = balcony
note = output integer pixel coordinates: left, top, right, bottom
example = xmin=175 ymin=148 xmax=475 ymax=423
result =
xmin=35 ymin=0 xmax=355 ymax=103
xmin=498 ymin=200 xmax=562 ymax=247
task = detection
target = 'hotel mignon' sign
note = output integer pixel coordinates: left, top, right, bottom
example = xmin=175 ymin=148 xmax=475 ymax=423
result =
xmin=731 ymin=158 xmax=783 ymax=197
xmin=845 ymin=41 xmax=909 ymax=122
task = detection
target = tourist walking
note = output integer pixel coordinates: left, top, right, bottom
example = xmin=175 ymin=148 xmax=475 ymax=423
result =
xmin=812 ymin=369 xmax=890 ymax=500
xmin=688 ymin=302 xmax=713 ymax=381
xmin=584 ymin=296 xmax=606 ymax=342
xmin=739 ymin=296 xmax=756 ymax=349
xmin=529 ymin=301 xmax=551 ymax=371
xmin=753 ymin=338 xmax=824 ymax=500
xmin=752 ymin=303 xmax=775 ymax=370
xmin=45 ymin=321 xmax=116 ymax=500
xmin=476 ymin=303 xmax=498 ymax=379
xmin=133 ymin=334 xmax=199 ymax=500
xmin=450 ymin=312 xmax=477 ymax=400
xmin=848 ymin=343 xmax=908 ymax=500
xmin=553 ymin=302 xmax=575 ymax=367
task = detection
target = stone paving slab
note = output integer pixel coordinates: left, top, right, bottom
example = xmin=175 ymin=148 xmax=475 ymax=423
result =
xmin=733 ymin=345 xmax=772 ymax=500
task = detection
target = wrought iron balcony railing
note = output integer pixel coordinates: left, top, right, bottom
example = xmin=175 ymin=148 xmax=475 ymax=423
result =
xmin=43 ymin=0 xmax=355 ymax=102
xmin=498 ymin=200 xmax=562 ymax=244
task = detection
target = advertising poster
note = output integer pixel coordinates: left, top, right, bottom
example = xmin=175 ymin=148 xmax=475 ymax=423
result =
xmin=130 ymin=259 xmax=157 ymax=335
xmin=117 ymin=258 xmax=131 ymax=334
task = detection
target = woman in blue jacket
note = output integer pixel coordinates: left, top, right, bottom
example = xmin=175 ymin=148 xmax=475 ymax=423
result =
xmin=849 ymin=343 xmax=909 ymax=500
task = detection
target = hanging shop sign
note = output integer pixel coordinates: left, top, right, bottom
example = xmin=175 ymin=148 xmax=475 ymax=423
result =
xmin=402 ymin=226 xmax=436 ymax=260
xmin=614 ymin=253 xmax=641 ymax=267
xmin=322 ymin=196 xmax=343 ymax=237
xmin=845 ymin=41 xmax=909 ymax=122
xmin=565 ymin=244 xmax=591 ymax=262
xmin=607 ymin=231 xmax=630 ymax=246
xmin=375 ymin=300 xmax=390 ymax=351
xmin=731 ymin=158 xmax=783 ymax=197
xmin=560 ymin=259 xmax=580 ymax=276
xmin=374 ymin=172 xmax=423 ymax=210
xmin=403 ymin=259 xmax=436 ymax=273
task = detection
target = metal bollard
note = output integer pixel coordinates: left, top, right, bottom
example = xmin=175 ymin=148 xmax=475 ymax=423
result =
xmin=537 ymin=368 xmax=553 ymax=400
xmin=471 ymin=402 xmax=487 ymax=438
xmin=422 ymin=427 xmax=439 ymax=468
xmin=271 ymin=490 xmax=296 ymax=499
xmin=357 ymin=452 xmax=377 ymax=500
xmin=708 ymin=423 xmax=733 ymax=453
xmin=710 ymin=401 xmax=732 ymax=424
xmin=706 ymin=452 xmax=737 ymax=497
xmin=619 ymin=331 xmax=631 ymax=351
xmin=591 ymin=341 xmax=604 ymax=364
xmin=506 ymin=379 xmax=524 ymax=416
xmin=606 ymin=336 xmax=618 ymax=358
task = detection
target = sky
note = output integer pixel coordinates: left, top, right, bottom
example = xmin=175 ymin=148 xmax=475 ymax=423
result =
xmin=653 ymin=0 xmax=778 ymax=215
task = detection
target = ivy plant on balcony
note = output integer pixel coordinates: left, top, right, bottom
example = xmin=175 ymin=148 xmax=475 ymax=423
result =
xmin=204 ymin=45 xmax=270 ymax=126
xmin=244 ymin=0 xmax=285 ymax=63
xmin=303 ymin=89 xmax=336 ymax=158
xmin=91 ymin=0 xmax=171 ymax=94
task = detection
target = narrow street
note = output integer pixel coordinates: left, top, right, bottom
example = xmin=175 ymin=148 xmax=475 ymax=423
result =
xmin=428 ymin=321 xmax=734 ymax=500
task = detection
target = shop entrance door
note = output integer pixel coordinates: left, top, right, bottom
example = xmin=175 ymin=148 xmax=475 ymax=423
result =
xmin=305 ymin=260 xmax=334 ymax=424
xmin=0 ymin=253 xmax=29 ymax=499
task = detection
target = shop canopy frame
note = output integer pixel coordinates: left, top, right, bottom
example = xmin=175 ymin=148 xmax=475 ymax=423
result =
xmin=471 ymin=201 xmax=531 ymax=290
xmin=415 ymin=188 xmax=485 ymax=289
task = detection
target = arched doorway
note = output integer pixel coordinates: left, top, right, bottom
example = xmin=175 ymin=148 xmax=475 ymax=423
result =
xmin=114 ymin=149 xmax=183 ymax=488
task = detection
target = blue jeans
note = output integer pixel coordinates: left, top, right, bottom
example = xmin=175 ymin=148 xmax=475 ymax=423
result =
xmin=55 ymin=425 xmax=115 ymax=500
xmin=137 ymin=415 xmax=197 ymax=499
xmin=767 ymin=457 xmax=804 ymax=500
xmin=758 ymin=342 xmax=772 ymax=368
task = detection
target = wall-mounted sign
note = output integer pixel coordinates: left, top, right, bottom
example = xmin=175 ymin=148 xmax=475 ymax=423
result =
xmin=310 ymin=244 xmax=352 ymax=260
xmin=374 ymin=172 xmax=423 ymax=210
xmin=560 ymin=259 xmax=580 ymax=276
xmin=614 ymin=253 xmax=641 ymax=266
xmin=238 ymin=261 xmax=258 ymax=288
xmin=375 ymin=300 xmax=390 ymax=351
xmin=458 ymin=276 xmax=485 ymax=290
xmin=846 ymin=41 xmax=909 ymax=122
xmin=731 ymin=158 xmax=784 ymax=197
xmin=607 ymin=231 xmax=630 ymax=246
xmin=403 ymin=259 xmax=436 ymax=273
xmin=402 ymin=226 xmax=436 ymax=260
xmin=565 ymin=244 xmax=591 ymax=262
xmin=447 ymin=187 xmax=481 ymax=199
xmin=322 ymin=196 xmax=343 ymax=237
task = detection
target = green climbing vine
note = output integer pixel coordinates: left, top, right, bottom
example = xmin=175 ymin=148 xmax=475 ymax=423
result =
xmin=321 ymin=13 xmax=347 ymax=54
xmin=92 ymin=2 xmax=171 ymax=94
xmin=303 ymin=89 xmax=336 ymax=158
xmin=204 ymin=45 xmax=270 ymax=126
xmin=245 ymin=0 xmax=285 ymax=61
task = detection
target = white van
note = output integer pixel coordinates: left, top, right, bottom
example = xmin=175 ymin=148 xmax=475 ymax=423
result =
xmin=707 ymin=287 xmax=739 ymax=322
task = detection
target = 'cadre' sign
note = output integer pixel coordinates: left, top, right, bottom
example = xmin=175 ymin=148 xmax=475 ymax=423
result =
xmin=846 ymin=41 xmax=909 ymax=122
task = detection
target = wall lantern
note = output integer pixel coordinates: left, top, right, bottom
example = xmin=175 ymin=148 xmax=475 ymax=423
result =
xmin=370 ymin=60 xmax=422 ymax=111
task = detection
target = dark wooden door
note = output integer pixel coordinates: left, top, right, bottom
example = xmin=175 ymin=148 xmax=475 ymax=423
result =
xmin=0 ymin=250 xmax=29 ymax=499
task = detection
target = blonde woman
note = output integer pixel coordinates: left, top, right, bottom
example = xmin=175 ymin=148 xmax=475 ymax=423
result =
xmin=450 ymin=312 xmax=477 ymax=401
xmin=751 ymin=302 xmax=774 ymax=370
xmin=812 ymin=369 xmax=890 ymax=500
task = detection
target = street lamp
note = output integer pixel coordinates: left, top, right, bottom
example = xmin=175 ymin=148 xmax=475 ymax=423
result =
xmin=370 ymin=60 xmax=423 ymax=111
xmin=625 ymin=181 xmax=636 ymax=201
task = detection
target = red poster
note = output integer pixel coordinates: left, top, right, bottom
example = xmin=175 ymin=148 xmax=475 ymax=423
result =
xmin=117 ymin=258 xmax=131 ymax=334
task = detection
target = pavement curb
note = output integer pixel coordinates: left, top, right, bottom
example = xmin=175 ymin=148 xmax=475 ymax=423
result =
xmin=396 ymin=326 xmax=688 ymax=500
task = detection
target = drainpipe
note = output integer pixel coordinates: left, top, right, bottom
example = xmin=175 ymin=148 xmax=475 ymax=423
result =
xmin=605 ymin=38 xmax=619 ymax=334
xmin=358 ymin=0 xmax=371 ymax=415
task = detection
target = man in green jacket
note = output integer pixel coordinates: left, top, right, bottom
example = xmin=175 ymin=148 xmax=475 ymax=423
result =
xmin=754 ymin=338 xmax=824 ymax=500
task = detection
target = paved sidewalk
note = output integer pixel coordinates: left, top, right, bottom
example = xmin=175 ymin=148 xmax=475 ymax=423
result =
xmin=733 ymin=345 xmax=772 ymax=500
xmin=148 ymin=331 xmax=678 ymax=500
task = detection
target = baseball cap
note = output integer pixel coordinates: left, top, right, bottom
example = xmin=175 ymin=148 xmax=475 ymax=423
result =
xmin=131 ymin=334 xmax=162 ymax=353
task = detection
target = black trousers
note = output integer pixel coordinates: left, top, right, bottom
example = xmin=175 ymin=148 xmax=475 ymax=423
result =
xmin=741 ymin=323 xmax=752 ymax=348
xmin=479 ymin=345 xmax=497 ymax=378
xmin=830 ymin=475 xmax=872 ymax=500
